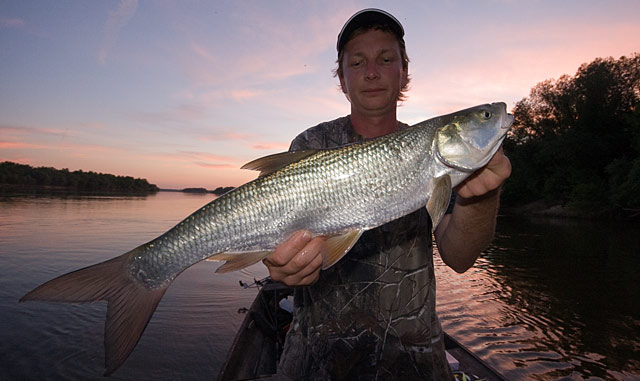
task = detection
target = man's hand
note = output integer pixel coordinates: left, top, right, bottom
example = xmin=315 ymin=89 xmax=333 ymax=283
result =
xmin=263 ymin=230 xmax=325 ymax=286
xmin=454 ymin=147 xmax=511 ymax=199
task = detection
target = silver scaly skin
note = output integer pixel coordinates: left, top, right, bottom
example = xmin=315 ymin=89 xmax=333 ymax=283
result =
xmin=130 ymin=118 xmax=434 ymax=287
xmin=21 ymin=102 xmax=513 ymax=375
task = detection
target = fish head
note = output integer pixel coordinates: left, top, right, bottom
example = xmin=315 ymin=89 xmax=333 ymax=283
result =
xmin=434 ymin=102 xmax=513 ymax=172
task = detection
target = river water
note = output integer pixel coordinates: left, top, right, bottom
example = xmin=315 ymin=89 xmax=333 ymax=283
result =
xmin=0 ymin=192 xmax=638 ymax=380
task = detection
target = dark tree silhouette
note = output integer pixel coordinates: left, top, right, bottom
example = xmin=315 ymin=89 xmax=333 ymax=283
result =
xmin=0 ymin=162 xmax=159 ymax=194
xmin=502 ymin=54 xmax=640 ymax=213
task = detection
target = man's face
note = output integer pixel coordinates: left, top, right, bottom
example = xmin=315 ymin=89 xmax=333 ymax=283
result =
xmin=339 ymin=29 xmax=408 ymax=118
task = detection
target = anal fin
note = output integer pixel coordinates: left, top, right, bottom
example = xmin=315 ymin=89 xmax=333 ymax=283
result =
xmin=208 ymin=251 xmax=273 ymax=273
xmin=322 ymin=229 xmax=363 ymax=269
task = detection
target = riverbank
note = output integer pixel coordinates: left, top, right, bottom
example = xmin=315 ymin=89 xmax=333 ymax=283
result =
xmin=0 ymin=162 xmax=159 ymax=194
xmin=160 ymin=187 xmax=235 ymax=195
xmin=502 ymin=199 xmax=640 ymax=220
xmin=0 ymin=185 xmax=235 ymax=198
xmin=0 ymin=183 xmax=157 ymax=196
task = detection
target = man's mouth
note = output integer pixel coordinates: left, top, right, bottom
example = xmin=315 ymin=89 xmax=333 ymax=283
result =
xmin=362 ymin=88 xmax=385 ymax=94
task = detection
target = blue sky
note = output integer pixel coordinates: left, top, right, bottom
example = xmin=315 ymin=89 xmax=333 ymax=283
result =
xmin=1 ymin=0 xmax=639 ymax=189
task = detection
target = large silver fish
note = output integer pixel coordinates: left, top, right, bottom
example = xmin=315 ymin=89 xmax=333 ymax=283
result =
xmin=21 ymin=102 xmax=513 ymax=375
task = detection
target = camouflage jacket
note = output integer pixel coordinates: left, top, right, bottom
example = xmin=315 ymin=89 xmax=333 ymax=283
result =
xmin=277 ymin=116 xmax=453 ymax=380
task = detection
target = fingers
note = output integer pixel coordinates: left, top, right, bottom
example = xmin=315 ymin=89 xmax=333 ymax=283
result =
xmin=486 ymin=147 xmax=512 ymax=179
xmin=263 ymin=230 xmax=325 ymax=286
xmin=455 ymin=148 xmax=511 ymax=199
xmin=265 ymin=230 xmax=311 ymax=267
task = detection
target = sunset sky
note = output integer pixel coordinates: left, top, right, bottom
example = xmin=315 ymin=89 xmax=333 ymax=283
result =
xmin=2 ymin=0 xmax=639 ymax=189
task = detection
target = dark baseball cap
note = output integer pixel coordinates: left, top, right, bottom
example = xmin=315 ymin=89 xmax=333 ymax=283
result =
xmin=336 ymin=8 xmax=405 ymax=53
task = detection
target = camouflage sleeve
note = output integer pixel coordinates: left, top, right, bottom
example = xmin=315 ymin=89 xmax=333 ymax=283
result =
xmin=288 ymin=116 xmax=352 ymax=151
xmin=289 ymin=130 xmax=315 ymax=151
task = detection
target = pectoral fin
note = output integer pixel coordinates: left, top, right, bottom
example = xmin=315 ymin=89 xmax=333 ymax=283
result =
xmin=241 ymin=150 xmax=318 ymax=177
xmin=322 ymin=229 xmax=363 ymax=269
xmin=208 ymin=251 xmax=273 ymax=273
xmin=426 ymin=175 xmax=452 ymax=231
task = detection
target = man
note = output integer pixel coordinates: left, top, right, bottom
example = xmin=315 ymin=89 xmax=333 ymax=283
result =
xmin=263 ymin=9 xmax=511 ymax=380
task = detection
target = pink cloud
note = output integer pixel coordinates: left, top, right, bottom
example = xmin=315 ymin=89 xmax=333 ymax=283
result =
xmin=231 ymin=89 xmax=265 ymax=101
xmin=1 ymin=17 xmax=24 ymax=28
xmin=199 ymin=131 xmax=258 ymax=141
xmin=0 ymin=125 xmax=71 ymax=137
xmin=176 ymin=151 xmax=237 ymax=162
xmin=251 ymin=142 xmax=289 ymax=151
xmin=143 ymin=151 xmax=247 ymax=173
xmin=0 ymin=141 xmax=43 ymax=149
xmin=195 ymin=162 xmax=235 ymax=169
xmin=130 ymin=103 xmax=208 ymax=124
xmin=0 ymin=156 xmax=30 ymax=164
xmin=77 ymin=122 xmax=111 ymax=130
xmin=224 ymin=132 xmax=256 ymax=140
xmin=99 ymin=0 xmax=138 ymax=64
xmin=3 ymin=136 xmax=123 ymax=156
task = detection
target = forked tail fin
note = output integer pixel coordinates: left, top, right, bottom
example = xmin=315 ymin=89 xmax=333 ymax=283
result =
xmin=19 ymin=247 xmax=169 ymax=376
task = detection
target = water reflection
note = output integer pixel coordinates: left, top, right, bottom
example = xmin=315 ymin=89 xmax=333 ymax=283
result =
xmin=436 ymin=215 xmax=640 ymax=380
xmin=2 ymin=193 xmax=639 ymax=379
xmin=0 ymin=192 xmax=269 ymax=379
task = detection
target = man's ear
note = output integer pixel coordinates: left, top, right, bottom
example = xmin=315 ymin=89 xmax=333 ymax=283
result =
xmin=339 ymin=75 xmax=347 ymax=94
xmin=339 ymin=75 xmax=351 ymax=102
xmin=401 ymin=64 xmax=409 ymax=88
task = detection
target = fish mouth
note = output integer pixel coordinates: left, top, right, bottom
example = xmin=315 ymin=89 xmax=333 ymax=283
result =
xmin=503 ymin=113 xmax=514 ymax=129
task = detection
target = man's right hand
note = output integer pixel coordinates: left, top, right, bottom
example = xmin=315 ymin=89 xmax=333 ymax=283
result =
xmin=263 ymin=230 xmax=325 ymax=286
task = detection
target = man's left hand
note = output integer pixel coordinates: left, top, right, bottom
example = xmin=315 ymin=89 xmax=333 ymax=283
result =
xmin=454 ymin=147 xmax=511 ymax=199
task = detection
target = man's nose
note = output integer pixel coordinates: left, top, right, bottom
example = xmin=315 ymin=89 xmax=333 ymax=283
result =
xmin=365 ymin=62 xmax=380 ymax=80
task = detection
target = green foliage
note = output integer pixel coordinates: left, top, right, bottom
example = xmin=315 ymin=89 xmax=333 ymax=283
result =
xmin=503 ymin=54 xmax=640 ymax=213
xmin=0 ymin=162 xmax=159 ymax=194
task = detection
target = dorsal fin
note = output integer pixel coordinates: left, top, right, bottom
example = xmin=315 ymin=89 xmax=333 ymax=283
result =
xmin=241 ymin=150 xmax=318 ymax=177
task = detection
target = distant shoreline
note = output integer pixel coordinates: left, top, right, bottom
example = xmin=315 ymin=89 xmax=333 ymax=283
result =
xmin=0 ymin=183 xmax=155 ymax=196
xmin=0 ymin=161 xmax=159 ymax=194
xmin=501 ymin=200 xmax=640 ymax=221
xmin=1 ymin=161 xmax=238 ymax=197
xmin=0 ymin=184 xmax=235 ymax=197
xmin=160 ymin=187 xmax=235 ymax=195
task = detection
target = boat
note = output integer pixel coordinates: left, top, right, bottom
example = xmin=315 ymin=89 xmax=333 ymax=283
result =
xmin=218 ymin=278 xmax=506 ymax=381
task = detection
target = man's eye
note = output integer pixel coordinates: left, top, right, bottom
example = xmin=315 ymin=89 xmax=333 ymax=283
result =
xmin=380 ymin=56 xmax=394 ymax=64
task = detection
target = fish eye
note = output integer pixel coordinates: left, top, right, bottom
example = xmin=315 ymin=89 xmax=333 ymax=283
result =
xmin=480 ymin=111 xmax=492 ymax=120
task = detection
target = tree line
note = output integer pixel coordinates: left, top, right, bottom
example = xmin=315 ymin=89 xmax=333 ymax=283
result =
xmin=182 ymin=187 xmax=235 ymax=195
xmin=0 ymin=161 xmax=159 ymax=194
xmin=502 ymin=53 xmax=640 ymax=216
